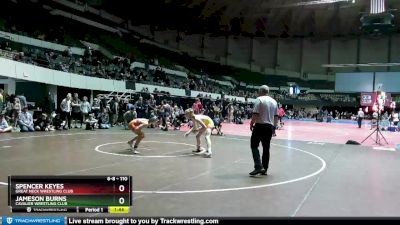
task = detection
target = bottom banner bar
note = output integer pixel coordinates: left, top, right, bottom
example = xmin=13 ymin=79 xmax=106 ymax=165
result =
xmin=1 ymin=216 xmax=65 ymax=225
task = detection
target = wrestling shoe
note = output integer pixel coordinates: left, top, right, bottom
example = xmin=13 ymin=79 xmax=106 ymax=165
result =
xmin=203 ymin=152 xmax=212 ymax=158
xmin=193 ymin=147 xmax=205 ymax=153
xmin=196 ymin=149 xmax=207 ymax=155
xmin=132 ymin=150 xmax=140 ymax=154
xmin=132 ymin=147 xmax=140 ymax=154
xmin=127 ymin=141 xmax=133 ymax=148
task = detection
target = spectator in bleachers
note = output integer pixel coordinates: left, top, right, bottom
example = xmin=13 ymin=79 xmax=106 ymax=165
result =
xmin=18 ymin=106 xmax=34 ymax=132
xmin=71 ymin=93 xmax=82 ymax=128
xmin=0 ymin=114 xmax=12 ymax=133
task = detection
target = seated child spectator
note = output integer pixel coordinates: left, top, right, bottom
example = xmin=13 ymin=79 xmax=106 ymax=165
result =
xmin=212 ymin=116 xmax=223 ymax=136
xmin=34 ymin=113 xmax=54 ymax=131
xmin=85 ymin=113 xmax=98 ymax=130
xmin=99 ymin=108 xmax=110 ymax=129
xmin=18 ymin=107 xmax=34 ymax=132
xmin=52 ymin=112 xmax=65 ymax=130
xmin=0 ymin=114 xmax=12 ymax=133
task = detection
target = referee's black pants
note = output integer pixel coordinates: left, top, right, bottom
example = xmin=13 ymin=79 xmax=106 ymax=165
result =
xmin=251 ymin=123 xmax=274 ymax=170
xmin=357 ymin=117 xmax=363 ymax=128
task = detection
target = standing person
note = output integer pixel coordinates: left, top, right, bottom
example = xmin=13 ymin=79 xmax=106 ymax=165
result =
xmin=47 ymin=92 xmax=56 ymax=114
xmin=12 ymin=97 xmax=21 ymax=129
xmin=71 ymin=93 xmax=82 ymax=128
xmin=17 ymin=93 xmax=27 ymax=110
xmin=60 ymin=93 xmax=72 ymax=130
xmin=123 ymin=106 xmax=137 ymax=130
xmin=357 ymin=108 xmax=364 ymax=128
xmin=161 ymin=100 xmax=172 ymax=131
xmin=80 ymin=96 xmax=91 ymax=128
xmin=109 ymin=96 xmax=119 ymax=127
xmin=278 ymin=104 xmax=286 ymax=127
xmin=91 ymin=97 xmax=101 ymax=118
xmin=135 ymin=96 xmax=146 ymax=119
xmin=184 ymin=108 xmax=214 ymax=158
xmin=192 ymin=98 xmax=203 ymax=115
xmin=249 ymin=85 xmax=278 ymax=176
xmin=0 ymin=89 xmax=4 ymax=113
xmin=147 ymin=94 xmax=157 ymax=118
xmin=98 ymin=95 xmax=108 ymax=112
xmin=391 ymin=111 xmax=399 ymax=126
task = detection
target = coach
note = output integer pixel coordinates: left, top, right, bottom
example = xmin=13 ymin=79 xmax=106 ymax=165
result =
xmin=249 ymin=85 xmax=279 ymax=176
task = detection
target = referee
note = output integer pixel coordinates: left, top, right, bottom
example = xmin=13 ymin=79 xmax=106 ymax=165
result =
xmin=249 ymin=85 xmax=278 ymax=176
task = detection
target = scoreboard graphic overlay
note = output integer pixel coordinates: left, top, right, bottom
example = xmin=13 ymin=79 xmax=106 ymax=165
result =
xmin=8 ymin=176 xmax=132 ymax=213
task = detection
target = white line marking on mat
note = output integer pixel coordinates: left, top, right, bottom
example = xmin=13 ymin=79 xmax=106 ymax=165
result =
xmin=0 ymin=146 xmax=12 ymax=149
xmin=373 ymin=147 xmax=395 ymax=151
xmin=0 ymin=182 xmax=8 ymax=186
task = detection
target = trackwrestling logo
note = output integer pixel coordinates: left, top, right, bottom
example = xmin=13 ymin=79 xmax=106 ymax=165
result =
xmin=1 ymin=216 xmax=65 ymax=225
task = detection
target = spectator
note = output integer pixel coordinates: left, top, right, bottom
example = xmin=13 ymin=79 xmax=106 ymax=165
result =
xmin=0 ymin=114 xmax=12 ymax=133
xmin=135 ymin=96 xmax=146 ymax=118
xmin=80 ymin=96 xmax=91 ymax=126
xmin=391 ymin=111 xmax=399 ymax=126
xmin=92 ymin=97 xmax=101 ymax=118
xmin=34 ymin=113 xmax=53 ymax=131
xmin=60 ymin=93 xmax=72 ymax=130
xmin=99 ymin=108 xmax=110 ymax=129
xmin=98 ymin=94 xmax=108 ymax=112
xmin=71 ymin=93 xmax=82 ymax=128
xmin=17 ymin=93 xmax=27 ymax=110
xmin=0 ymin=89 xmax=4 ymax=113
xmin=18 ymin=106 xmax=34 ymax=132
xmin=46 ymin=92 xmax=56 ymax=114
xmin=123 ymin=107 xmax=137 ymax=130
xmin=192 ymin=98 xmax=203 ymax=115
xmin=109 ymin=96 xmax=119 ymax=127
xmin=13 ymin=97 xmax=21 ymax=128
xmin=85 ymin=113 xmax=98 ymax=130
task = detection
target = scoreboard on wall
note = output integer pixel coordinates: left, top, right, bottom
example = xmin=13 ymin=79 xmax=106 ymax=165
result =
xmin=8 ymin=176 xmax=132 ymax=214
xmin=360 ymin=92 xmax=392 ymax=107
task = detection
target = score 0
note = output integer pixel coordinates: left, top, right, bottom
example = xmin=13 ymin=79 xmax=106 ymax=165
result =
xmin=118 ymin=184 xmax=126 ymax=205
